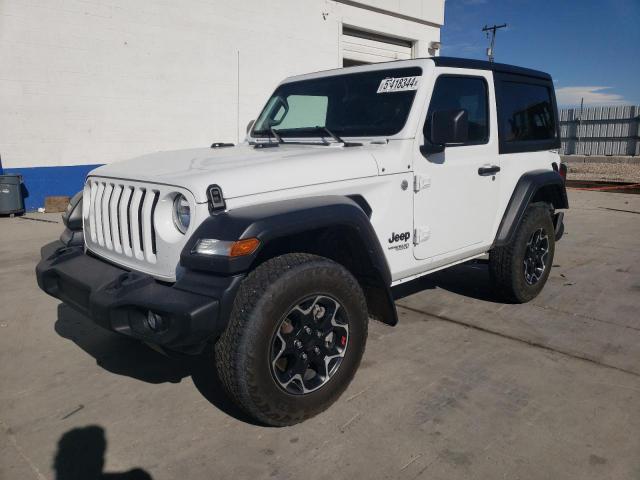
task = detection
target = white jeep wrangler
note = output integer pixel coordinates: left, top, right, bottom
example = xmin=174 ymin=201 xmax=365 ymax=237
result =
xmin=37 ymin=57 xmax=567 ymax=426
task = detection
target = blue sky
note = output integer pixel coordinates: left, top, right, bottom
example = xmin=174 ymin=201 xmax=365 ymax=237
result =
xmin=440 ymin=0 xmax=640 ymax=106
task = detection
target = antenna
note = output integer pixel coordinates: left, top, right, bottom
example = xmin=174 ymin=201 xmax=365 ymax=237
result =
xmin=482 ymin=24 xmax=507 ymax=63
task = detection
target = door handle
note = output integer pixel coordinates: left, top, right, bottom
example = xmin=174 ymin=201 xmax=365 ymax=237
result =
xmin=478 ymin=165 xmax=501 ymax=176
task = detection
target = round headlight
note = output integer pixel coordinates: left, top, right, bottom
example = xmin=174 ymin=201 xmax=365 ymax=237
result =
xmin=172 ymin=194 xmax=191 ymax=234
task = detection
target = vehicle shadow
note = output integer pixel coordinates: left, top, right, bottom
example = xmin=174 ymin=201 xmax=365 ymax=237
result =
xmin=55 ymin=304 xmax=262 ymax=426
xmin=53 ymin=259 xmax=498 ymax=427
xmin=392 ymin=258 xmax=503 ymax=303
xmin=54 ymin=425 xmax=152 ymax=479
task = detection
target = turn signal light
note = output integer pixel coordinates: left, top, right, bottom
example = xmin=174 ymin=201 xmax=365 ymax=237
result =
xmin=230 ymin=238 xmax=261 ymax=257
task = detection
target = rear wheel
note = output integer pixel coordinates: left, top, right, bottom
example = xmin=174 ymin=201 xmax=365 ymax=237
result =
xmin=489 ymin=204 xmax=555 ymax=303
xmin=215 ymin=253 xmax=368 ymax=426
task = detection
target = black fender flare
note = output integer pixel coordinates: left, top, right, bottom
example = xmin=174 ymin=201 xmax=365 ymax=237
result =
xmin=180 ymin=196 xmax=397 ymax=324
xmin=493 ymin=169 xmax=568 ymax=247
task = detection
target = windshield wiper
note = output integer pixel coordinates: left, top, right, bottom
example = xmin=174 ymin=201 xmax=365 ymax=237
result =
xmin=270 ymin=127 xmax=285 ymax=144
xmin=316 ymin=126 xmax=362 ymax=147
xmin=253 ymin=127 xmax=282 ymax=148
xmin=255 ymin=126 xmax=362 ymax=147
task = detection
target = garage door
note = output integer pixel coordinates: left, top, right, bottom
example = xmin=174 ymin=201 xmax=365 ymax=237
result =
xmin=342 ymin=26 xmax=413 ymax=66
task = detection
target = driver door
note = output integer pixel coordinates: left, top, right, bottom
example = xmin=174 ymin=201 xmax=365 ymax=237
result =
xmin=413 ymin=70 xmax=500 ymax=263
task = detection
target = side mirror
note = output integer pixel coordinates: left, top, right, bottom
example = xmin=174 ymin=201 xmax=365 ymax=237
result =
xmin=246 ymin=119 xmax=255 ymax=134
xmin=421 ymin=109 xmax=469 ymax=155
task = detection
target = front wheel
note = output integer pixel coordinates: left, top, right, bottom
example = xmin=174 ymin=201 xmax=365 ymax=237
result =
xmin=489 ymin=204 xmax=556 ymax=303
xmin=215 ymin=253 xmax=368 ymax=426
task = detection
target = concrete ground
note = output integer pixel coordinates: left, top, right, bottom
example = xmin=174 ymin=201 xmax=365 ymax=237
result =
xmin=1 ymin=190 xmax=639 ymax=480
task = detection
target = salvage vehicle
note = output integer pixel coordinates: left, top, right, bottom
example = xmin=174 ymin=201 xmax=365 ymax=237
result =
xmin=37 ymin=57 xmax=568 ymax=426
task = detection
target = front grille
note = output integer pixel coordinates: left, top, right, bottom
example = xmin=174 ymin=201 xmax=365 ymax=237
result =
xmin=83 ymin=176 xmax=199 ymax=282
xmin=86 ymin=179 xmax=159 ymax=263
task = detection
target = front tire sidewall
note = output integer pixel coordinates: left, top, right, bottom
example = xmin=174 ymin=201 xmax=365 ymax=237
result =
xmin=226 ymin=257 xmax=367 ymax=425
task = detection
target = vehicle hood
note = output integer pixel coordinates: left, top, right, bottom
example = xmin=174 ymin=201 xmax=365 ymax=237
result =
xmin=91 ymin=143 xmax=380 ymax=202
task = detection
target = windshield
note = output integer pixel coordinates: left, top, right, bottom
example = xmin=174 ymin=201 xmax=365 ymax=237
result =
xmin=251 ymin=67 xmax=422 ymax=139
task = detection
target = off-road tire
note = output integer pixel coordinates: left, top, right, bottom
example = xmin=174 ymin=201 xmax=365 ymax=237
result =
xmin=215 ymin=253 xmax=368 ymax=426
xmin=489 ymin=203 xmax=555 ymax=303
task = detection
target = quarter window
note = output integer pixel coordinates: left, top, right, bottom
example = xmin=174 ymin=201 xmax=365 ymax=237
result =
xmin=500 ymin=82 xmax=556 ymax=142
xmin=426 ymin=76 xmax=489 ymax=144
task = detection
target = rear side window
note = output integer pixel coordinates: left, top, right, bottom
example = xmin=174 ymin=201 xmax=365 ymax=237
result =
xmin=501 ymin=82 xmax=556 ymax=141
xmin=495 ymin=73 xmax=560 ymax=154
xmin=426 ymin=75 xmax=489 ymax=144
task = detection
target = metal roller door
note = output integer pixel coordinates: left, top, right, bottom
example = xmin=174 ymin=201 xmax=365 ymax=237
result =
xmin=342 ymin=26 xmax=413 ymax=66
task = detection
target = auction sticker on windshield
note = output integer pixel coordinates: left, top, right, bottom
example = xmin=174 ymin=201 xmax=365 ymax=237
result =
xmin=377 ymin=76 xmax=420 ymax=93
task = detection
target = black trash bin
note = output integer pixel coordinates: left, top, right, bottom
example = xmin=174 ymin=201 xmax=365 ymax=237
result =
xmin=0 ymin=174 xmax=25 ymax=215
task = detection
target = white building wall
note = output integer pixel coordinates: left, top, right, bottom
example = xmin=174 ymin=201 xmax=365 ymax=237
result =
xmin=339 ymin=0 xmax=444 ymax=26
xmin=0 ymin=0 xmax=442 ymax=174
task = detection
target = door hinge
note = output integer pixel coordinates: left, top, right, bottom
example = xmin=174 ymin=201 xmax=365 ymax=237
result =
xmin=414 ymin=227 xmax=431 ymax=245
xmin=413 ymin=175 xmax=431 ymax=192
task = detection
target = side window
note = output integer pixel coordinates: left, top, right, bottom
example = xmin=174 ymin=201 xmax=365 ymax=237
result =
xmin=426 ymin=76 xmax=489 ymax=144
xmin=500 ymin=82 xmax=556 ymax=142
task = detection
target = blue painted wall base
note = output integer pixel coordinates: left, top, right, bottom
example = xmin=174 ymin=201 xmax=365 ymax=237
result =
xmin=1 ymin=164 xmax=102 ymax=211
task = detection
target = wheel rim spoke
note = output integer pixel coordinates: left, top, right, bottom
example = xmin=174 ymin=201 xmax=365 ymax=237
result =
xmin=523 ymin=227 xmax=549 ymax=285
xmin=322 ymin=345 xmax=346 ymax=379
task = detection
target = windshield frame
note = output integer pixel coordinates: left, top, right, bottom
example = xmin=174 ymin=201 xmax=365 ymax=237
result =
xmin=249 ymin=65 xmax=424 ymax=143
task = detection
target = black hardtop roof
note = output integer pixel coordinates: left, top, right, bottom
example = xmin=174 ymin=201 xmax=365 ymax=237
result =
xmin=431 ymin=57 xmax=552 ymax=81
xmin=285 ymin=56 xmax=552 ymax=84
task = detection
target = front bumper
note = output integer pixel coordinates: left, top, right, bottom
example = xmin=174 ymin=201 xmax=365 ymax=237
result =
xmin=36 ymin=242 xmax=243 ymax=353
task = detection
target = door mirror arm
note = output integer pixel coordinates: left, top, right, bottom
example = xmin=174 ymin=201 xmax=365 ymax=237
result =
xmin=420 ymin=143 xmax=445 ymax=156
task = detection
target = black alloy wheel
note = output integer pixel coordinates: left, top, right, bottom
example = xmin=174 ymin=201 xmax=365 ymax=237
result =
xmin=270 ymin=295 xmax=349 ymax=395
xmin=523 ymin=227 xmax=550 ymax=285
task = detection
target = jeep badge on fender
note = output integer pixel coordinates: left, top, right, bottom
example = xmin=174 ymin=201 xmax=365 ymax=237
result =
xmin=389 ymin=232 xmax=411 ymax=243
xmin=36 ymin=57 xmax=567 ymax=426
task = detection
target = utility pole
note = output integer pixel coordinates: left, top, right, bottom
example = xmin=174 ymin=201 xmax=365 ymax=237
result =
xmin=576 ymin=97 xmax=584 ymax=155
xmin=482 ymin=24 xmax=507 ymax=63
xmin=236 ymin=50 xmax=240 ymax=144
